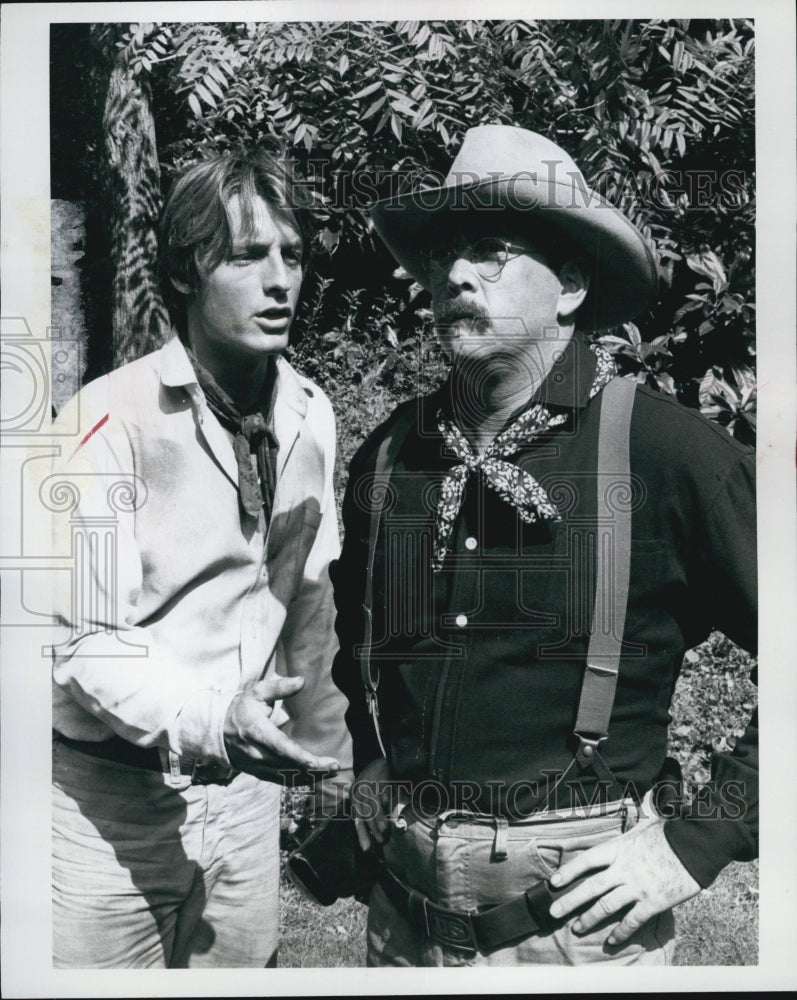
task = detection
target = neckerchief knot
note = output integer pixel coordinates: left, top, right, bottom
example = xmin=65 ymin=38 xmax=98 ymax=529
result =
xmin=185 ymin=348 xmax=278 ymax=521
xmin=432 ymin=343 xmax=616 ymax=572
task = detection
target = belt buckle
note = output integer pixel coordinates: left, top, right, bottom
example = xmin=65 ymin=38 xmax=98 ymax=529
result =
xmin=423 ymin=897 xmax=478 ymax=955
xmin=190 ymin=760 xmax=237 ymax=786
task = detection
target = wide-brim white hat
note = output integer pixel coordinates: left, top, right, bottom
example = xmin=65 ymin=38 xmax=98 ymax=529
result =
xmin=370 ymin=124 xmax=659 ymax=330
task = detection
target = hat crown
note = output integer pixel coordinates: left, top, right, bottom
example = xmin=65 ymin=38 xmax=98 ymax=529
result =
xmin=446 ymin=125 xmax=583 ymax=189
xmin=370 ymin=124 xmax=658 ymax=330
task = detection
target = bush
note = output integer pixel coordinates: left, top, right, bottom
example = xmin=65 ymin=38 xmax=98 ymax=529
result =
xmin=74 ymin=18 xmax=755 ymax=439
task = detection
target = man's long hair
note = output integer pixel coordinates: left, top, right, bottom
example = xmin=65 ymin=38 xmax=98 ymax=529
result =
xmin=158 ymin=145 xmax=315 ymax=334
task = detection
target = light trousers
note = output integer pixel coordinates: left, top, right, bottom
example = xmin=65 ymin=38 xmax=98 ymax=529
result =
xmin=367 ymin=796 xmax=675 ymax=966
xmin=52 ymin=737 xmax=281 ymax=968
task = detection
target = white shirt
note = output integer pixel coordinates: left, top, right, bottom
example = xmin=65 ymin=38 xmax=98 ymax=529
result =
xmin=48 ymin=335 xmax=352 ymax=771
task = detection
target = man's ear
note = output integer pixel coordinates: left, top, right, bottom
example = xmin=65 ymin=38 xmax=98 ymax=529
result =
xmin=170 ymin=276 xmax=194 ymax=296
xmin=557 ymin=259 xmax=590 ymax=322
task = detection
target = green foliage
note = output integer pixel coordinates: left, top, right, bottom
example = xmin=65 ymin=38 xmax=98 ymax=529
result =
xmin=88 ymin=18 xmax=756 ymax=440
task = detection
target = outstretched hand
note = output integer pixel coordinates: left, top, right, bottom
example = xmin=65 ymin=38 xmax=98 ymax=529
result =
xmin=548 ymin=813 xmax=701 ymax=946
xmin=223 ymin=675 xmax=340 ymax=785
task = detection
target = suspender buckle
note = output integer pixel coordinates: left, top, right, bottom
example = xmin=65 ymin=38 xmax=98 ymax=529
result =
xmin=574 ymin=732 xmax=606 ymax=768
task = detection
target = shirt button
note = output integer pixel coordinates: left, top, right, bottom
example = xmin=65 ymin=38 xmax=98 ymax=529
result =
xmin=464 ymin=536 xmax=478 ymax=551
xmin=455 ymin=614 xmax=468 ymax=628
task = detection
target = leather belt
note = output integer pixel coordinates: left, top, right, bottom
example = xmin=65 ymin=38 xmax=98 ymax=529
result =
xmin=376 ymin=860 xmax=582 ymax=956
xmin=54 ymin=732 xmax=237 ymax=786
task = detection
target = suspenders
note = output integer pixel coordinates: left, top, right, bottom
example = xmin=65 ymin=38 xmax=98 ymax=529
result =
xmin=541 ymin=374 xmax=636 ymax=806
xmin=359 ymin=403 xmax=418 ymax=760
xmin=358 ymin=377 xmax=637 ymax=798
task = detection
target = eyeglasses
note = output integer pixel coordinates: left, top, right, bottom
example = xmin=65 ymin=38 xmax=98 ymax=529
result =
xmin=424 ymin=237 xmax=545 ymax=281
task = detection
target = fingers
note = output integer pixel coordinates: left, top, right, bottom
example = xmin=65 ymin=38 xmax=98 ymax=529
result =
xmin=605 ymin=905 xmax=650 ymax=946
xmin=569 ymin=886 xmax=637 ymax=937
xmin=351 ymin=759 xmax=391 ymax=847
xmin=351 ymin=788 xmax=389 ymax=844
xmin=253 ymin=721 xmax=339 ymax=773
xmin=354 ymin=817 xmax=371 ymax=852
xmin=251 ymin=674 xmax=305 ymax=703
xmin=549 ymin=870 xmax=613 ymax=922
xmin=549 ymin=838 xmax=615 ymax=889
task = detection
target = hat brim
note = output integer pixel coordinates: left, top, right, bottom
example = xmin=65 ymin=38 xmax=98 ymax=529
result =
xmin=370 ymin=177 xmax=658 ymax=331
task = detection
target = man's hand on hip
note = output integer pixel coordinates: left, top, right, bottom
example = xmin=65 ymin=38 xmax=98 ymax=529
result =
xmin=223 ymin=675 xmax=340 ymax=785
xmin=547 ymin=813 xmax=701 ymax=946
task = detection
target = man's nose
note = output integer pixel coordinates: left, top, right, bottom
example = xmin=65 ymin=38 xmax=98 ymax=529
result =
xmin=445 ymin=254 xmax=480 ymax=294
xmin=261 ymin=252 xmax=290 ymax=294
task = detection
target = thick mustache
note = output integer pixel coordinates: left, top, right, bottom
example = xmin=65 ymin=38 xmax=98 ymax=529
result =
xmin=434 ymin=299 xmax=489 ymax=324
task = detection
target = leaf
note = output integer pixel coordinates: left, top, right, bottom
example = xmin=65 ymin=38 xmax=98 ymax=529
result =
xmin=318 ymin=227 xmax=340 ymax=252
xmin=188 ymin=92 xmax=202 ymax=118
xmin=361 ymin=95 xmax=387 ymax=120
xmin=204 ymin=74 xmax=225 ymax=100
xmin=621 ymin=322 xmax=642 ymax=346
xmin=195 ymin=83 xmax=217 ymax=108
xmin=350 ymin=80 xmax=382 ymax=101
xmin=686 ymin=250 xmax=728 ymax=293
xmin=654 ymin=372 xmax=676 ymax=395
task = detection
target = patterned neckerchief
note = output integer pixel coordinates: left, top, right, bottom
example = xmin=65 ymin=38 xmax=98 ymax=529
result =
xmin=433 ymin=343 xmax=616 ymax=572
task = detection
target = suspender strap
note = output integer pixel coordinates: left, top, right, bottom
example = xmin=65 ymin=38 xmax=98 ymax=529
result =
xmin=359 ymin=377 xmax=636 ymax=778
xmin=573 ymin=375 xmax=636 ymax=762
xmin=359 ymin=405 xmax=418 ymax=758
xmin=537 ymin=376 xmax=636 ymax=809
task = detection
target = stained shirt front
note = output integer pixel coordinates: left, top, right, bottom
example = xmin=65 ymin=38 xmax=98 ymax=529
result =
xmin=50 ymin=334 xmax=352 ymax=773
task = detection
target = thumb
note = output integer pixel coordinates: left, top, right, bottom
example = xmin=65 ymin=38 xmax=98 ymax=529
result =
xmin=251 ymin=674 xmax=306 ymax=704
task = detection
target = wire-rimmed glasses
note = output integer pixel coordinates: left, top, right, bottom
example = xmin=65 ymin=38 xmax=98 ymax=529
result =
xmin=424 ymin=237 xmax=544 ymax=281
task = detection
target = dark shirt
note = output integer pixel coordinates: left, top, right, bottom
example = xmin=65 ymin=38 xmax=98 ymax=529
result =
xmin=331 ymin=334 xmax=757 ymax=887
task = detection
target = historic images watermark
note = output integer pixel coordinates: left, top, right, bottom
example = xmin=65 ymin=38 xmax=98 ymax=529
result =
xmin=284 ymin=158 xmax=750 ymax=214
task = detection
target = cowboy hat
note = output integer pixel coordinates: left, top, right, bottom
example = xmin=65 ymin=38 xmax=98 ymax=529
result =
xmin=369 ymin=124 xmax=658 ymax=330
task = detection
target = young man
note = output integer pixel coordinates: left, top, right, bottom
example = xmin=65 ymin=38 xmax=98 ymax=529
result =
xmin=332 ymin=125 xmax=757 ymax=966
xmin=49 ymin=149 xmax=351 ymax=967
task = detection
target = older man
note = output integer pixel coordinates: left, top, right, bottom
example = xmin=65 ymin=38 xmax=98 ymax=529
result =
xmin=332 ymin=125 xmax=757 ymax=966
xmin=49 ymin=148 xmax=351 ymax=968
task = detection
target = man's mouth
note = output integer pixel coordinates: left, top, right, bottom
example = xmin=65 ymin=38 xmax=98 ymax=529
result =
xmin=256 ymin=307 xmax=292 ymax=325
xmin=434 ymin=299 xmax=490 ymax=335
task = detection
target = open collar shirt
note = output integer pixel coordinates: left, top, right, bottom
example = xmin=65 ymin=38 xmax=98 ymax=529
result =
xmin=50 ymin=334 xmax=352 ymax=772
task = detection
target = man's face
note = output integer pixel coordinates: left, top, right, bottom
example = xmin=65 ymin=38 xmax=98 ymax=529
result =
xmin=428 ymin=223 xmax=567 ymax=370
xmin=183 ymin=194 xmax=303 ymax=371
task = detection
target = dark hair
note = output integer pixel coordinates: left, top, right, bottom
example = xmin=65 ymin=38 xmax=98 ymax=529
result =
xmin=158 ymin=146 xmax=315 ymax=333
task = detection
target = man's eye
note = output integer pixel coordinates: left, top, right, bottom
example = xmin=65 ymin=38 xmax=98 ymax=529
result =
xmin=473 ymin=239 xmax=509 ymax=260
xmin=282 ymin=248 xmax=303 ymax=267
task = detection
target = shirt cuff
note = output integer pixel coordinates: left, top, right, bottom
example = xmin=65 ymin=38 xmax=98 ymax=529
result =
xmin=663 ymin=816 xmax=756 ymax=888
xmin=173 ymin=688 xmax=235 ymax=765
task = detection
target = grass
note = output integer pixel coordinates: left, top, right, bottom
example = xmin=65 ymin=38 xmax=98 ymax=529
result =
xmin=277 ymin=637 xmax=759 ymax=967
xmin=278 ymin=872 xmax=368 ymax=969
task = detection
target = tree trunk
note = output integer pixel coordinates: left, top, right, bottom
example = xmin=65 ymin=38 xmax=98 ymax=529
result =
xmin=50 ymin=199 xmax=88 ymax=413
xmin=103 ymin=57 xmax=171 ymax=367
